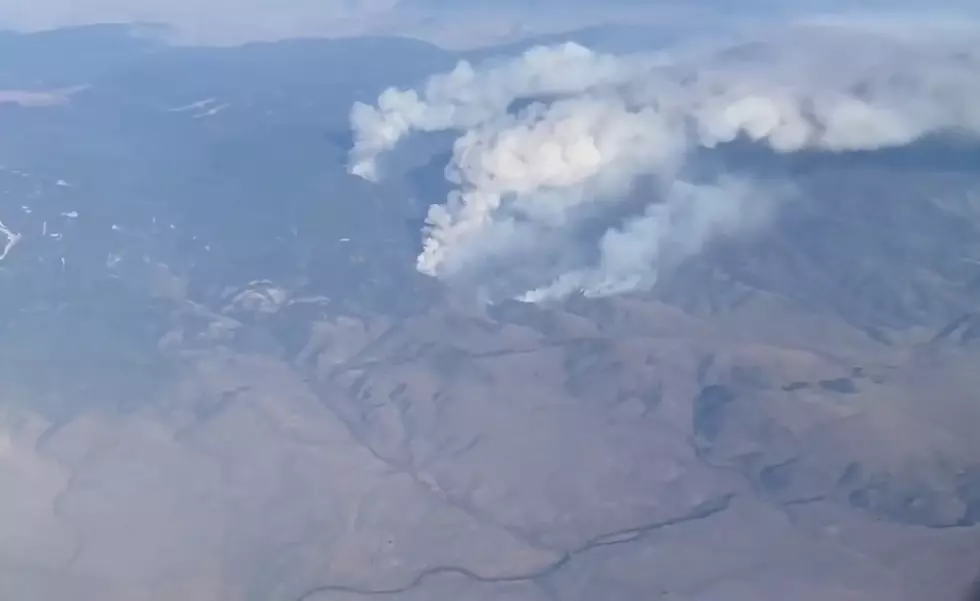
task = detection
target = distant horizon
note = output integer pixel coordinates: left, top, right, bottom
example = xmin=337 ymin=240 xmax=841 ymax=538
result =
xmin=0 ymin=2 xmax=977 ymax=49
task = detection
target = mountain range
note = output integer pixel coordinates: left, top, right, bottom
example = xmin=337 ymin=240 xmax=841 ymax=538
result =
xmin=0 ymin=24 xmax=978 ymax=601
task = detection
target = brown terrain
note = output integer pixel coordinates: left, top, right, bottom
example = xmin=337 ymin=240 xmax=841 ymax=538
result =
xmin=0 ymin=25 xmax=978 ymax=601
xmin=2 ymin=290 xmax=979 ymax=601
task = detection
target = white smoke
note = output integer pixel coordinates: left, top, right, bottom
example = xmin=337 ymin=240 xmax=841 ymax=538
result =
xmin=348 ymin=27 xmax=980 ymax=302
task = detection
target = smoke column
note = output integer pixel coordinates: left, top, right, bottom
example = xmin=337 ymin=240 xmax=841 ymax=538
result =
xmin=348 ymin=28 xmax=980 ymax=302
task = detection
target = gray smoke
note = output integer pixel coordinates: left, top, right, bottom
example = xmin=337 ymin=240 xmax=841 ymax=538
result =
xmin=349 ymin=24 xmax=980 ymax=302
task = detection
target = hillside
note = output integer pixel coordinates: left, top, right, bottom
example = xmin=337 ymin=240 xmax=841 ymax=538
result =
xmin=0 ymin=24 xmax=978 ymax=601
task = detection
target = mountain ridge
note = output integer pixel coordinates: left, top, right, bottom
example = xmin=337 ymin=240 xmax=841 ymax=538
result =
xmin=0 ymin=24 xmax=978 ymax=601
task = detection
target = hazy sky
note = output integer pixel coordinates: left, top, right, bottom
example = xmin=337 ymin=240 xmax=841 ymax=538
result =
xmin=0 ymin=0 xmax=404 ymax=43
xmin=0 ymin=0 xmax=977 ymax=45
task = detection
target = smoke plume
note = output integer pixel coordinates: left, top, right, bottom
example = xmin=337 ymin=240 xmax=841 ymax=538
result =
xmin=348 ymin=27 xmax=980 ymax=302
